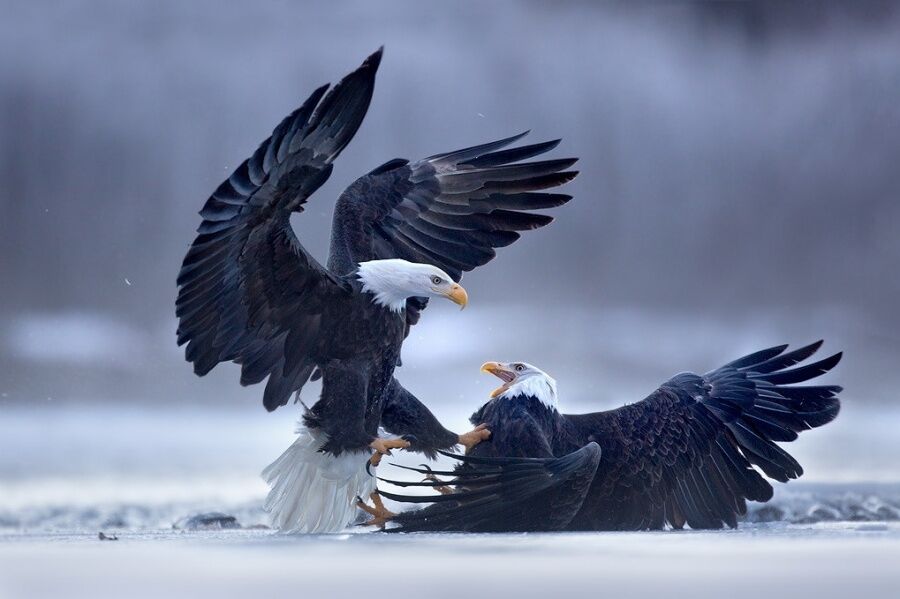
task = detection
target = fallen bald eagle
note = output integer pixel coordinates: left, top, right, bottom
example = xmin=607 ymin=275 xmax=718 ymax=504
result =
xmin=370 ymin=342 xmax=842 ymax=531
xmin=175 ymin=49 xmax=578 ymax=532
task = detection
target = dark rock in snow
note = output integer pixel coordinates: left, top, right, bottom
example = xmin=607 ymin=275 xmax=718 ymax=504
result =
xmin=803 ymin=504 xmax=841 ymax=523
xmin=173 ymin=512 xmax=240 ymax=530
xmin=101 ymin=514 xmax=128 ymax=528
xmin=748 ymin=505 xmax=785 ymax=523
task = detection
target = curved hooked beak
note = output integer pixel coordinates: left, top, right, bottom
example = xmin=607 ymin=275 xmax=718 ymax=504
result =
xmin=481 ymin=362 xmax=516 ymax=398
xmin=445 ymin=283 xmax=468 ymax=310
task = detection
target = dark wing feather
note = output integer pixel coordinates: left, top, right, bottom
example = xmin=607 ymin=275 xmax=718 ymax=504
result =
xmin=326 ymin=131 xmax=577 ymax=288
xmin=175 ymin=50 xmax=381 ymax=410
xmin=381 ymin=444 xmax=601 ymax=533
xmin=326 ymin=131 xmax=575 ymax=340
xmin=564 ymin=342 xmax=842 ymax=530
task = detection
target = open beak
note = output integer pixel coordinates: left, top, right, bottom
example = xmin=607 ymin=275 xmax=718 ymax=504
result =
xmin=481 ymin=362 xmax=516 ymax=398
xmin=446 ymin=283 xmax=468 ymax=310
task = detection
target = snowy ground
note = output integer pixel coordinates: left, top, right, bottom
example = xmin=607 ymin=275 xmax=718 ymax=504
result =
xmin=2 ymin=524 xmax=900 ymax=599
xmin=2 ymin=404 xmax=899 ymax=598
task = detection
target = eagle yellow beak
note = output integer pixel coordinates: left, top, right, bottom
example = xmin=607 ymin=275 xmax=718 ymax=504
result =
xmin=481 ymin=362 xmax=503 ymax=376
xmin=481 ymin=362 xmax=516 ymax=398
xmin=446 ymin=283 xmax=468 ymax=309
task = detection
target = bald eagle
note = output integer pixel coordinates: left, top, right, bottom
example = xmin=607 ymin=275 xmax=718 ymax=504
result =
xmin=174 ymin=49 xmax=578 ymax=532
xmin=374 ymin=342 xmax=842 ymax=532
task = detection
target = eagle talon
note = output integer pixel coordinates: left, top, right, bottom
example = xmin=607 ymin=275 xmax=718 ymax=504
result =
xmin=357 ymin=491 xmax=396 ymax=529
xmin=367 ymin=437 xmax=411 ymax=474
xmin=458 ymin=423 xmax=491 ymax=453
xmin=421 ymin=464 xmax=453 ymax=495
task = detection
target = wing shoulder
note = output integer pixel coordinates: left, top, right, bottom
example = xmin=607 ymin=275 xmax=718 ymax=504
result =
xmin=467 ymin=399 xmax=555 ymax=459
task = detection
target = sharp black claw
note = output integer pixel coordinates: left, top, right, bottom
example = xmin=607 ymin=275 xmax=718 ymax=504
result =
xmin=365 ymin=461 xmax=374 ymax=476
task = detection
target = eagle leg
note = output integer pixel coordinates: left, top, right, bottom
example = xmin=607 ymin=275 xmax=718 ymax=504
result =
xmin=356 ymin=491 xmax=396 ymax=529
xmin=421 ymin=464 xmax=453 ymax=495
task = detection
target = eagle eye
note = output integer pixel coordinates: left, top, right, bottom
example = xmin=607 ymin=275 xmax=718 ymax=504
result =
xmin=431 ymin=275 xmax=442 ymax=285
xmin=515 ymin=364 xmax=525 ymax=372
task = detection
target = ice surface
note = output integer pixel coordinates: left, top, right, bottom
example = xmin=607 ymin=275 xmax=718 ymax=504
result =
xmin=2 ymin=404 xmax=899 ymax=598
xmin=3 ymin=483 xmax=898 ymax=534
xmin=2 ymin=524 xmax=900 ymax=599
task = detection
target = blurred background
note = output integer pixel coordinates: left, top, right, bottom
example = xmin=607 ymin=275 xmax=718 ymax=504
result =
xmin=1 ymin=0 xmax=899 ymax=527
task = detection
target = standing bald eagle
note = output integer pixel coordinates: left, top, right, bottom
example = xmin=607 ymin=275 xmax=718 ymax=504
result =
xmin=376 ymin=342 xmax=842 ymax=532
xmin=174 ymin=49 xmax=578 ymax=532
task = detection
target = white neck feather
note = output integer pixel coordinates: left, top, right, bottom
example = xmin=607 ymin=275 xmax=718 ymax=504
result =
xmin=499 ymin=375 xmax=559 ymax=409
xmin=356 ymin=259 xmax=415 ymax=313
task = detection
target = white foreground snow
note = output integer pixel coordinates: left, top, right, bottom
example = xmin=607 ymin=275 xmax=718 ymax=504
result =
xmin=2 ymin=524 xmax=899 ymax=599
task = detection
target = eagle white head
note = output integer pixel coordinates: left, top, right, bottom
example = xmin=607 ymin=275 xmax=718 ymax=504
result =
xmin=357 ymin=259 xmax=468 ymax=312
xmin=480 ymin=361 xmax=558 ymax=408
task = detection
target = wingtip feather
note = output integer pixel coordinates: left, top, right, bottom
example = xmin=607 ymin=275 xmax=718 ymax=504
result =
xmin=364 ymin=46 xmax=384 ymax=71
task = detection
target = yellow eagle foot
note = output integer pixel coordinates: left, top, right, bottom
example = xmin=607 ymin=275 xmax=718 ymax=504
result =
xmin=422 ymin=465 xmax=453 ymax=495
xmin=356 ymin=491 xmax=396 ymax=529
xmin=368 ymin=437 xmax=411 ymax=469
xmin=458 ymin=423 xmax=491 ymax=453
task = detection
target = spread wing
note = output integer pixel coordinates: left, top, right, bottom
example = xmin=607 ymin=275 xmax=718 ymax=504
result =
xmin=325 ymin=132 xmax=578 ymax=325
xmin=565 ymin=341 xmax=842 ymax=530
xmin=175 ymin=50 xmax=381 ymax=411
xmin=378 ymin=444 xmax=602 ymax=533
xmin=328 ymin=131 xmax=577 ymax=277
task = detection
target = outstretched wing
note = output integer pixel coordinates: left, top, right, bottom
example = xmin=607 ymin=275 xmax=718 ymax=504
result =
xmin=565 ymin=341 xmax=842 ymax=530
xmin=326 ymin=132 xmax=577 ymax=324
xmin=175 ymin=50 xmax=382 ymax=411
xmin=378 ymin=444 xmax=601 ymax=533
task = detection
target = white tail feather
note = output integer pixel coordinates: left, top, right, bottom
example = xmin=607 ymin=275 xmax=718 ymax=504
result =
xmin=262 ymin=427 xmax=374 ymax=533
